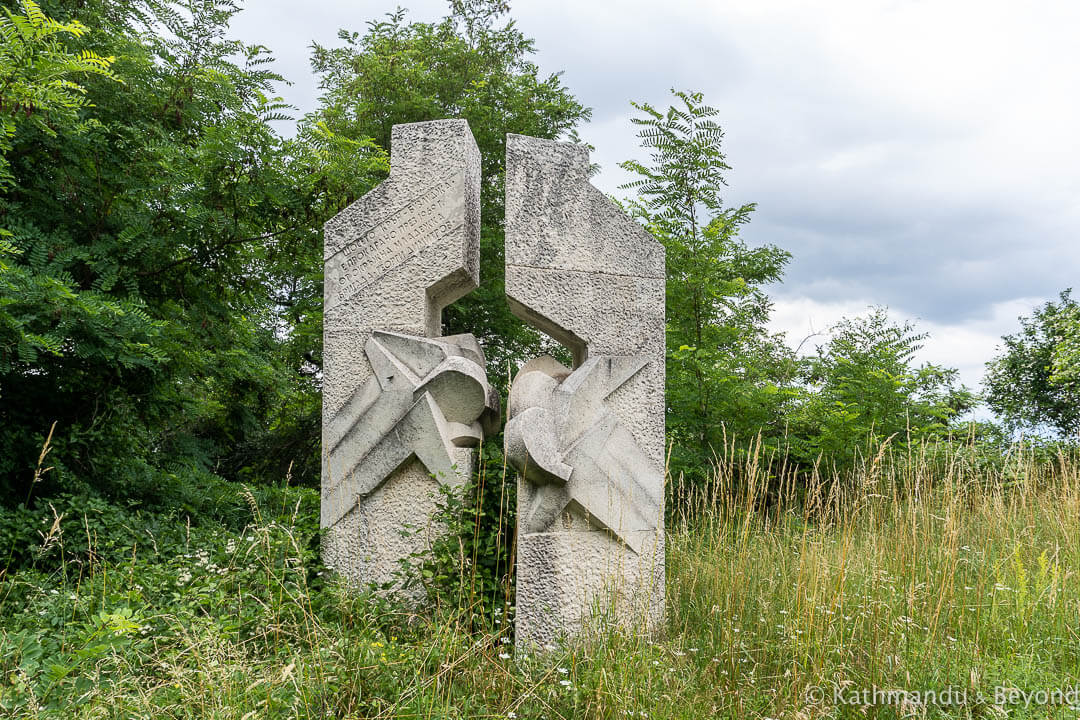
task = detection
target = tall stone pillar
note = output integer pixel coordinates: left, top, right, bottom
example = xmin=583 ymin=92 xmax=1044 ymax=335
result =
xmin=321 ymin=120 xmax=497 ymax=598
xmin=504 ymin=134 xmax=666 ymax=649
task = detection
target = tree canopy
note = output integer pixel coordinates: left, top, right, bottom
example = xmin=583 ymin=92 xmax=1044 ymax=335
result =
xmin=985 ymin=290 xmax=1080 ymax=438
xmin=0 ymin=0 xmax=386 ymax=504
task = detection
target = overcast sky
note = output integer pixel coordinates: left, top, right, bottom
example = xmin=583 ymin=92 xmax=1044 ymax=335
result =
xmin=231 ymin=0 xmax=1080 ymax=394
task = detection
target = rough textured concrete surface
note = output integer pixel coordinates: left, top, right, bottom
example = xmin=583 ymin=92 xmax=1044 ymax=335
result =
xmin=322 ymin=120 xmax=494 ymax=599
xmin=504 ymin=133 xmax=665 ymax=650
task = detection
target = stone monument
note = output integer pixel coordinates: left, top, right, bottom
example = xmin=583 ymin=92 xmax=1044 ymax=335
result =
xmin=321 ymin=119 xmax=498 ymax=597
xmin=504 ymin=133 xmax=666 ymax=649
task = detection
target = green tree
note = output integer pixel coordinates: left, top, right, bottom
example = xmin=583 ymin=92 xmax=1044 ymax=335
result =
xmin=791 ymin=308 xmax=975 ymax=470
xmin=985 ymin=290 xmax=1080 ymax=437
xmin=1050 ymin=299 xmax=1080 ymax=389
xmin=0 ymin=0 xmax=384 ymax=506
xmin=620 ymin=89 xmax=796 ymax=483
xmin=0 ymin=0 xmax=122 ymax=366
xmin=308 ymin=1 xmax=590 ymax=377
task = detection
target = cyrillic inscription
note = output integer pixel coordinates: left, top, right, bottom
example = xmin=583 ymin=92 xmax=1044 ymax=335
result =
xmin=325 ymin=175 xmax=461 ymax=309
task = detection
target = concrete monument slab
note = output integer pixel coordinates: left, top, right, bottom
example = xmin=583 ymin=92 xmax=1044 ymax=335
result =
xmin=321 ymin=119 xmax=495 ymax=598
xmin=504 ymin=133 xmax=666 ymax=649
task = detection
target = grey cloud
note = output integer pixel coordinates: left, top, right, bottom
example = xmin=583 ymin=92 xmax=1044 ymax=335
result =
xmin=227 ymin=0 xmax=1080 ymax=343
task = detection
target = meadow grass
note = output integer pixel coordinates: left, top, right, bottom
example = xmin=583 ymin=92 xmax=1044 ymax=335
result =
xmin=1 ymin=439 xmax=1078 ymax=718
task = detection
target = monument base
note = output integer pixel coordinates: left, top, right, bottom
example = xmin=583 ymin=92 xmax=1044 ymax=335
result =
xmin=515 ymin=525 xmax=664 ymax=651
xmin=323 ymin=448 xmax=473 ymax=603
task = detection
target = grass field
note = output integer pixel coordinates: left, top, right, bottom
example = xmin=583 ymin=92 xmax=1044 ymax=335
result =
xmin=2 ymin=440 xmax=1079 ymax=718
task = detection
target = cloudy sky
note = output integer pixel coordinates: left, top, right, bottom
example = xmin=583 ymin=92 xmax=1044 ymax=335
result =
xmin=232 ymin=0 xmax=1080 ymax=394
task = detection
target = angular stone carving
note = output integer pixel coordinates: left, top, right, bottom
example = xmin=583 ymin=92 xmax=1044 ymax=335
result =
xmin=506 ymin=356 xmax=662 ymax=553
xmin=322 ymin=332 xmax=499 ymax=530
xmin=322 ymin=119 xmax=494 ymax=597
xmin=505 ymin=133 xmax=666 ymax=649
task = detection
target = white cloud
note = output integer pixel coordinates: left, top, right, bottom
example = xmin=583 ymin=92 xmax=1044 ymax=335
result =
xmin=768 ymin=295 xmax=1045 ymax=392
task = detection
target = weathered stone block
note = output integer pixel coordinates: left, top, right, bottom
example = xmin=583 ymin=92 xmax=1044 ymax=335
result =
xmin=321 ymin=120 xmax=494 ymax=598
xmin=504 ymin=133 xmax=666 ymax=649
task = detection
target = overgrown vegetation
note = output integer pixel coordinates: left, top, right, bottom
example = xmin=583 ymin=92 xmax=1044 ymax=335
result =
xmin=2 ymin=0 xmax=1080 ymax=715
xmin=2 ymin=440 xmax=1079 ymax=718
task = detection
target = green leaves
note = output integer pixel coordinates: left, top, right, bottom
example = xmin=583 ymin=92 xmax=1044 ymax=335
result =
xmin=790 ymin=308 xmax=974 ymax=470
xmin=622 ymin=90 xmax=795 ymax=485
xmin=985 ymin=290 xmax=1080 ymax=436
xmin=0 ymin=0 xmax=119 ymax=186
xmin=0 ymin=0 xmax=384 ymax=502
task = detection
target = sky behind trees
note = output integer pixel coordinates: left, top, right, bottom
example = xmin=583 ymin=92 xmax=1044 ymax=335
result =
xmin=231 ymin=0 xmax=1080 ymax=392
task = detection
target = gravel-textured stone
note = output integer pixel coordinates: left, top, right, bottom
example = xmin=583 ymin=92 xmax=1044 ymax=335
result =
xmin=321 ymin=120 xmax=494 ymax=600
xmin=505 ymin=133 xmax=666 ymax=650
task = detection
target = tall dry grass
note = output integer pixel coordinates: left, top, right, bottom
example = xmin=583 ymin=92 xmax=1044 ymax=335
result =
xmin=667 ymin=435 xmax=1080 ymax=717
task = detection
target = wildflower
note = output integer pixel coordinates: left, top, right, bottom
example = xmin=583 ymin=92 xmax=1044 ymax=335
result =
xmin=508 ymin=713 xmax=516 ymax=719
xmin=557 ymin=667 xmax=568 ymax=674
xmin=559 ymin=679 xmax=571 ymax=687
xmin=499 ymin=653 xmax=511 ymax=659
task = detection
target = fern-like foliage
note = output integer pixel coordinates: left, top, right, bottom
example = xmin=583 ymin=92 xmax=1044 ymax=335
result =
xmin=619 ymin=90 xmax=796 ymax=485
xmin=0 ymin=0 xmax=391 ymax=503
xmin=0 ymin=0 xmax=119 ymax=185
